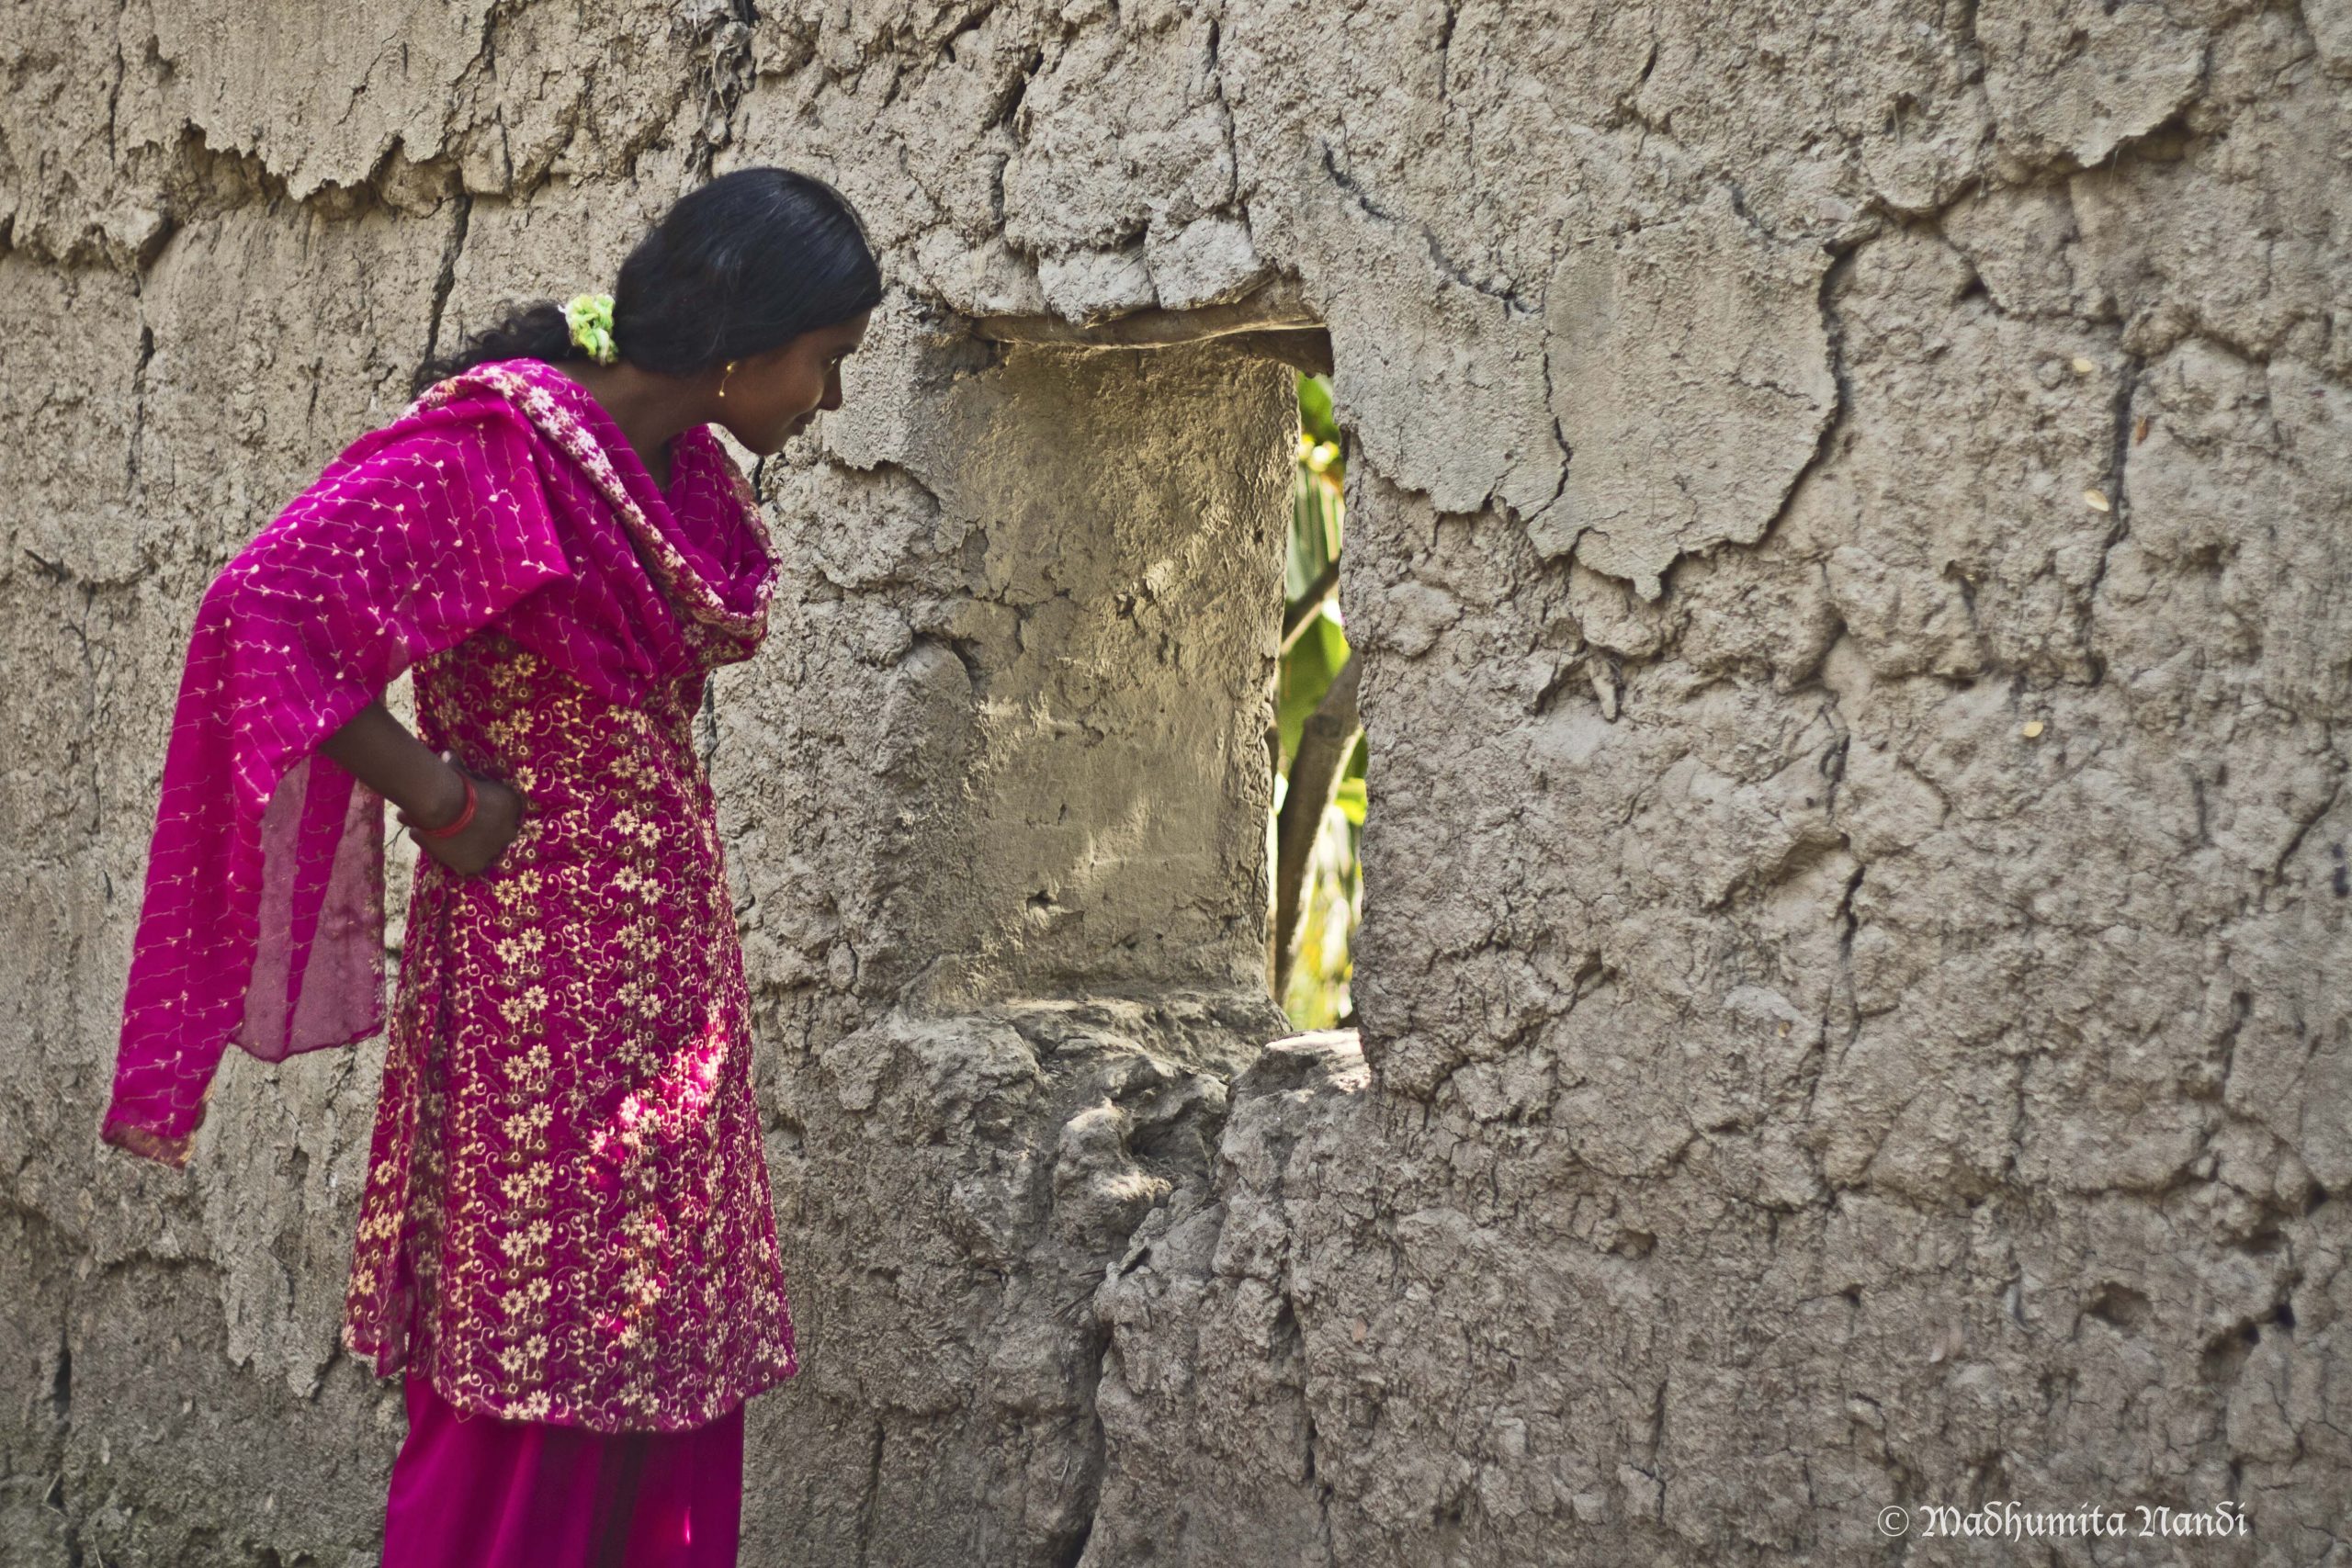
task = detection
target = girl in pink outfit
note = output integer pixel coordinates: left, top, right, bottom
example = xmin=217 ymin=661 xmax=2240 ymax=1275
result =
xmin=99 ymin=166 xmax=880 ymax=1565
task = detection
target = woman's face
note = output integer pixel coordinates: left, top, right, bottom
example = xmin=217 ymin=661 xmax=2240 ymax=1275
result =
xmin=717 ymin=310 xmax=872 ymax=456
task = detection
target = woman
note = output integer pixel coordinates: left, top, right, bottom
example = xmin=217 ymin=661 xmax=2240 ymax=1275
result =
xmin=98 ymin=166 xmax=881 ymax=1564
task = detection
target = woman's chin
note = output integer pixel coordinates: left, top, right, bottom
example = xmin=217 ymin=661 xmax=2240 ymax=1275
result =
xmin=718 ymin=417 xmax=798 ymax=457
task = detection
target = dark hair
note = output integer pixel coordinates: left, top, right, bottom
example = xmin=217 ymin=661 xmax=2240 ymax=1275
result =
xmin=412 ymin=166 xmax=885 ymax=397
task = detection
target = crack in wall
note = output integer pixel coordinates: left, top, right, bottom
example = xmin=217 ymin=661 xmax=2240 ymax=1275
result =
xmin=1313 ymin=139 xmax=1533 ymax=316
xmin=414 ymin=189 xmax=473 ymax=394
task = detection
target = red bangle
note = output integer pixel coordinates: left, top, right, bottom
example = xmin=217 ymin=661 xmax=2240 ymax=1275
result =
xmin=412 ymin=769 xmax=478 ymax=840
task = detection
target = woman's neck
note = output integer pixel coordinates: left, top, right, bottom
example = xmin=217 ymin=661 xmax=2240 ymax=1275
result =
xmin=548 ymin=362 xmax=700 ymax=489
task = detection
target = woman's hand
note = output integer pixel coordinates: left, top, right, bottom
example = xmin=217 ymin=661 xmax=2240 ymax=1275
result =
xmin=407 ymin=765 xmax=527 ymax=876
xmin=321 ymin=699 xmax=528 ymax=876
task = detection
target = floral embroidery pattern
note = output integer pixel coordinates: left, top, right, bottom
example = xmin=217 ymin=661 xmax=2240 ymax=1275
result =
xmin=339 ymin=625 xmax=797 ymax=1433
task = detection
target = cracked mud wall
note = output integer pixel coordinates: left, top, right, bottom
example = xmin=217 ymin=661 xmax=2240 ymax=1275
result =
xmin=4 ymin=1 xmax=2347 ymax=1564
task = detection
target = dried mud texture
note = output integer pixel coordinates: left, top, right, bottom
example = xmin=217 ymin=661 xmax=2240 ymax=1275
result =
xmin=3 ymin=0 xmax=2347 ymax=1563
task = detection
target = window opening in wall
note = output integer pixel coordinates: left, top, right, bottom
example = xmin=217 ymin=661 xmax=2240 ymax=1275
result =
xmin=1269 ymin=370 xmax=1365 ymax=1030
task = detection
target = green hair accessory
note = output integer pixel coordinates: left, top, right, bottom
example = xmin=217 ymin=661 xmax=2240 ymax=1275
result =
xmin=562 ymin=292 xmax=618 ymax=365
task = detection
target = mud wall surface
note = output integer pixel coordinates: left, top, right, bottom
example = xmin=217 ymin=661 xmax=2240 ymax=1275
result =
xmin=4 ymin=1 xmax=2347 ymax=1564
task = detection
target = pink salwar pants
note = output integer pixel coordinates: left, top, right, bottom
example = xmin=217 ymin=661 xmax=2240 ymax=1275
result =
xmin=382 ymin=1371 xmax=745 ymax=1567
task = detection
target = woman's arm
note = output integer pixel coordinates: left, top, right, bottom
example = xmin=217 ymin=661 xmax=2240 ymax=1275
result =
xmin=319 ymin=698 xmax=525 ymax=875
xmin=320 ymin=699 xmax=466 ymax=823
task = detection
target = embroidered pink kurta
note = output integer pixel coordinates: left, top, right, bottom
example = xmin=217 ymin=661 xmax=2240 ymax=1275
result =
xmin=102 ymin=356 xmax=798 ymax=1431
xmin=340 ymin=615 xmax=797 ymax=1431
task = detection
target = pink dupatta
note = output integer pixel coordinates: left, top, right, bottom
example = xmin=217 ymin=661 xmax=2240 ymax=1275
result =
xmin=100 ymin=359 xmax=775 ymax=1168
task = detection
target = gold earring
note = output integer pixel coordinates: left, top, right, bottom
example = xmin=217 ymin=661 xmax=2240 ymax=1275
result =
xmin=718 ymin=359 xmax=739 ymax=399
